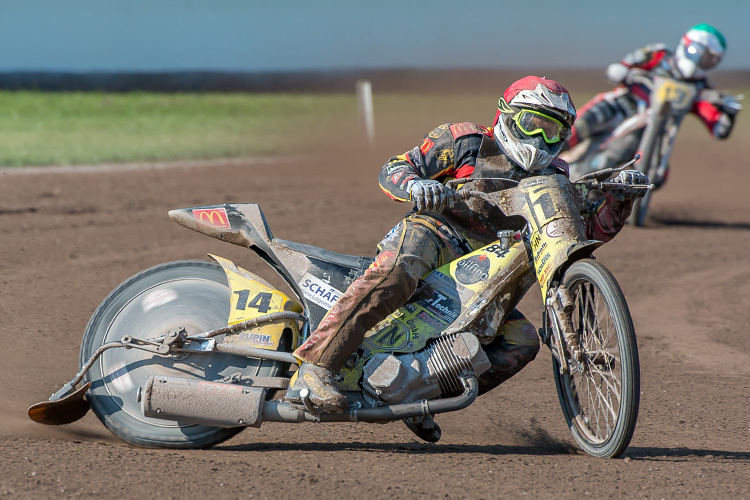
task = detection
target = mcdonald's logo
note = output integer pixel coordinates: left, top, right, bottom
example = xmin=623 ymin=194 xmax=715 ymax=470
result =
xmin=193 ymin=208 xmax=230 ymax=229
xmin=449 ymin=122 xmax=485 ymax=139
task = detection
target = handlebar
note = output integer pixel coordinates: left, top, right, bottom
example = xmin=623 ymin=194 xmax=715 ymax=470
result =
xmin=590 ymin=181 xmax=655 ymax=191
xmin=456 ymin=189 xmax=486 ymax=201
xmin=576 ymin=154 xmax=641 ymax=182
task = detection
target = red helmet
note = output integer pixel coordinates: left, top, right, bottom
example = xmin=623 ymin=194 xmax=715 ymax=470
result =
xmin=493 ymin=76 xmax=577 ymax=172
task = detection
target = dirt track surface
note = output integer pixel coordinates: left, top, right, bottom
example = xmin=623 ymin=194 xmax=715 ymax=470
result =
xmin=2 ymin=109 xmax=750 ymax=499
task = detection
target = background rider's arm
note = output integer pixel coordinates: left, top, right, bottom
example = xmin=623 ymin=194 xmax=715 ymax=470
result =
xmin=378 ymin=123 xmax=487 ymax=202
xmin=606 ymin=43 xmax=670 ymax=85
xmin=692 ymin=91 xmax=739 ymax=139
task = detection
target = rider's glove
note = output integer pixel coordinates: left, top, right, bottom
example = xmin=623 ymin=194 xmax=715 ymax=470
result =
xmin=606 ymin=63 xmax=629 ymax=84
xmin=406 ymin=179 xmax=456 ymax=213
xmin=611 ymin=170 xmax=650 ymax=199
xmin=713 ymin=113 xmax=735 ymax=139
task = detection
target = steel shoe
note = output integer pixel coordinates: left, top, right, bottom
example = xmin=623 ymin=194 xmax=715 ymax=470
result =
xmin=403 ymin=415 xmax=441 ymax=443
xmin=284 ymin=363 xmax=347 ymax=414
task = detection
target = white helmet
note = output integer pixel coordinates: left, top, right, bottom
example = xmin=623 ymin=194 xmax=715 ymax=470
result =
xmin=492 ymin=76 xmax=577 ymax=172
xmin=675 ymin=24 xmax=726 ymax=79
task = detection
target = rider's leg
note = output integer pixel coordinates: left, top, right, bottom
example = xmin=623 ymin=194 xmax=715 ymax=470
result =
xmin=287 ymin=217 xmax=458 ymax=413
xmin=477 ymin=309 xmax=540 ymax=396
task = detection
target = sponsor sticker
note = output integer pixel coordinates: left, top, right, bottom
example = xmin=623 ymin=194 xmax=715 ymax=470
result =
xmin=193 ymin=207 xmax=230 ymax=229
xmin=424 ymin=270 xmax=461 ymax=299
xmin=455 ymin=254 xmax=491 ymax=285
xmin=420 ymin=138 xmax=435 ymax=155
xmin=449 ymin=122 xmax=485 ymax=139
xmin=238 ymin=332 xmax=274 ymax=346
xmin=436 ymin=148 xmax=455 ymax=166
xmin=423 ymin=290 xmax=460 ymax=323
xmin=417 ymin=310 xmax=446 ymax=329
xmin=428 ymin=124 xmax=450 ymax=139
xmin=545 ymin=219 xmax=565 ymax=238
xmin=299 ymin=273 xmax=344 ymax=310
xmin=369 ymin=319 xmax=410 ymax=350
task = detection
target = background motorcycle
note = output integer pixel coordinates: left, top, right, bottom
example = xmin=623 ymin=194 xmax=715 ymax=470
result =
xmin=29 ymin=169 xmax=647 ymax=458
xmin=561 ymin=71 xmax=742 ymax=226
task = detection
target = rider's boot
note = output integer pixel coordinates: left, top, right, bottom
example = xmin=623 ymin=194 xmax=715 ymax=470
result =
xmin=403 ymin=415 xmax=441 ymax=443
xmin=284 ymin=362 xmax=348 ymax=414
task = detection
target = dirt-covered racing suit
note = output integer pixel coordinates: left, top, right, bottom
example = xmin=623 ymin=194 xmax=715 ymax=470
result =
xmin=567 ymin=43 xmax=738 ymax=153
xmin=292 ymin=122 xmax=635 ymax=395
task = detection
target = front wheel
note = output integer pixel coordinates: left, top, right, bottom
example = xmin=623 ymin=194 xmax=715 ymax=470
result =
xmin=631 ymin=189 xmax=653 ymax=227
xmin=550 ymin=260 xmax=640 ymax=458
xmin=81 ymin=260 xmax=287 ymax=449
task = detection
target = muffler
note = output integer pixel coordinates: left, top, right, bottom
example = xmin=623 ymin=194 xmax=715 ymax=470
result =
xmin=141 ymin=375 xmax=266 ymax=428
xmin=142 ymin=373 xmax=479 ymax=427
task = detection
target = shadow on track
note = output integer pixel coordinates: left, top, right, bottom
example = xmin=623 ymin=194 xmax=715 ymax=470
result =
xmin=649 ymin=216 xmax=750 ymax=230
xmin=623 ymin=446 xmax=750 ymax=462
xmin=214 ymin=441 xmax=750 ymax=461
xmin=215 ymin=440 xmax=579 ymax=456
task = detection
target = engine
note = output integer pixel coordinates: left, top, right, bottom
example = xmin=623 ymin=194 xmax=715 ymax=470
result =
xmin=361 ymin=331 xmax=491 ymax=405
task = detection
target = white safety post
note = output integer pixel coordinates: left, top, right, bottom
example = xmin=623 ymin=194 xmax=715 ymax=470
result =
xmin=356 ymin=79 xmax=375 ymax=148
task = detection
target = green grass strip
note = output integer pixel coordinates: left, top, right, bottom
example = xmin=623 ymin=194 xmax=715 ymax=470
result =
xmin=0 ymin=91 xmax=356 ymax=167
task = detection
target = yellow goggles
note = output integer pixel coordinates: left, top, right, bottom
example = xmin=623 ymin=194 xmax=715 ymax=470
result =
xmin=511 ymin=108 xmax=569 ymax=144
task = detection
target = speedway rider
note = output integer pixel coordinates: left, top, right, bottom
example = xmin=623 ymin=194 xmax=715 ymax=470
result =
xmin=565 ymin=24 xmax=740 ymax=176
xmin=285 ymin=76 xmax=649 ymax=441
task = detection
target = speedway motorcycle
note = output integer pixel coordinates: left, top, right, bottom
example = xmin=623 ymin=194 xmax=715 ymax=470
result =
xmin=561 ymin=71 xmax=742 ymax=226
xmin=29 ymin=164 xmax=648 ymax=459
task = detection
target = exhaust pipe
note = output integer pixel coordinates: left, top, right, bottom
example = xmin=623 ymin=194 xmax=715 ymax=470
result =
xmin=142 ymin=374 xmax=478 ymax=427
xmin=141 ymin=376 xmax=266 ymax=428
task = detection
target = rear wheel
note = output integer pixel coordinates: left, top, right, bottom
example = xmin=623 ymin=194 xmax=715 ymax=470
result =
xmin=81 ymin=260 xmax=286 ymax=449
xmin=551 ymin=260 xmax=640 ymax=458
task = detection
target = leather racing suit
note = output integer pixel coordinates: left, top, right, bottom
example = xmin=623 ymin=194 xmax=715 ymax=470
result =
xmin=292 ymin=122 xmax=635 ymax=394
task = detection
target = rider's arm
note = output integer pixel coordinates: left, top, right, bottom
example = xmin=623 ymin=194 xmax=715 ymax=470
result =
xmin=377 ymin=123 xmax=486 ymax=202
xmin=553 ymin=155 xmax=632 ymax=243
xmin=607 ymin=43 xmax=670 ymax=85
xmin=584 ymin=194 xmax=634 ymax=243
xmin=692 ymin=94 xmax=739 ymax=139
xmin=565 ymin=149 xmax=634 ymax=243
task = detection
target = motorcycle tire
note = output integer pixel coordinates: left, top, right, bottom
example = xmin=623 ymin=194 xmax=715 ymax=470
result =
xmin=632 ymin=188 xmax=653 ymax=228
xmin=630 ymin=105 xmax=670 ymax=227
xmin=631 ymin=142 xmax=660 ymax=227
xmin=80 ymin=260 xmax=287 ymax=449
xmin=550 ymin=259 xmax=640 ymax=458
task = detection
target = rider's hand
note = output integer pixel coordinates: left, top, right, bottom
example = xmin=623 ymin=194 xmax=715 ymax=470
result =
xmin=611 ymin=170 xmax=650 ymax=199
xmin=606 ymin=63 xmax=628 ymax=84
xmin=406 ymin=179 xmax=456 ymax=213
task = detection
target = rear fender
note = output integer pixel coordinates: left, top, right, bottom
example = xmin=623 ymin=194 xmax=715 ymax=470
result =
xmin=210 ymin=254 xmax=302 ymax=351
